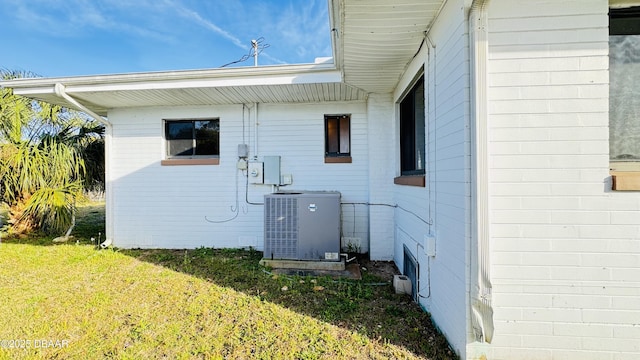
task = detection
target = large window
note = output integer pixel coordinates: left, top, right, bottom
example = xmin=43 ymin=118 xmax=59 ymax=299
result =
xmin=324 ymin=114 xmax=351 ymax=163
xmin=165 ymin=119 xmax=219 ymax=159
xmin=610 ymin=7 xmax=640 ymax=170
xmin=399 ymin=76 xmax=425 ymax=176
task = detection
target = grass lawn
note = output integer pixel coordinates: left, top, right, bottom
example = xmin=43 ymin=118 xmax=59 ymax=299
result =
xmin=0 ymin=203 xmax=456 ymax=359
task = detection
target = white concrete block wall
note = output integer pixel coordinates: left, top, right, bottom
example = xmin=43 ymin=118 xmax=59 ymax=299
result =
xmin=108 ymin=101 xmax=369 ymax=250
xmin=392 ymin=0 xmax=471 ymax=356
xmin=257 ymin=102 xmax=370 ymax=248
xmin=367 ymin=93 xmax=396 ymax=260
xmin=481 ymin=0 xmax=640 ymax=359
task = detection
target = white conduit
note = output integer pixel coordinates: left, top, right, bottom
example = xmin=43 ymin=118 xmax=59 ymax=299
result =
xmin=469 ymin=0 xmax=494 ymax=343
xmin=254 ymin=103 xmax=259 ymax=159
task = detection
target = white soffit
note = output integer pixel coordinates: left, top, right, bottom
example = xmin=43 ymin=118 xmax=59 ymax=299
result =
xmin=1 ymin=63 xmax=365 ymax=116
xmin=335 ymin=0 xmax=443 ymax=94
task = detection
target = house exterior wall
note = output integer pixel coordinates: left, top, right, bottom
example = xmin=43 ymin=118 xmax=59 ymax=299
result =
xmin=392 ymin=0 xmax=472 ymax=356
xmin=107 ymin=101 xmax=370 ymax=250
xmin=367 ymin=93 xmax=396 ymax=260
xmin=476 ymin=0 xmax=640 ymax=359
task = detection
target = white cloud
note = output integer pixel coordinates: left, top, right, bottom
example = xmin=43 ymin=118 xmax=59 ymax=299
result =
xmin=6 ymin=0 xmax=173 ymax=42
xmin=2 ymin=0 xmax=330 ymax=67
xmin=273 ymin=0 xmax=332 ymax=61
xmin=160 ymin=0 xmax=287 ymax=65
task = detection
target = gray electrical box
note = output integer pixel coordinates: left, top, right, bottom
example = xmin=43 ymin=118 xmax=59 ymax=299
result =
xmin=263 ymin=156 xmax=281 ymax=185
xmin=264 ymin=191 xmax=341 ymax=261
xmin=237 ymin=144 xmax=249 ymax=158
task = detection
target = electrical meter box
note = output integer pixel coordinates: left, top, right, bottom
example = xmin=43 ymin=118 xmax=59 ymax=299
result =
xmin=248 ymin=162 xmax=263 ymax=184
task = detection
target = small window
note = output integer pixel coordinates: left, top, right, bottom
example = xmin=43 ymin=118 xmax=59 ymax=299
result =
xmin=399 ymin=76 xmax=425 ymax=176
xmin=325 ymin=114 xmax=351 ymax=163
xmin=164 ymin=119 xmax=219 ymax=164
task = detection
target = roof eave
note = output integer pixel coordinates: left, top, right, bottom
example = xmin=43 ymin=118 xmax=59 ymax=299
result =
xmin=1 ymin=62 xmax=341 ymax=93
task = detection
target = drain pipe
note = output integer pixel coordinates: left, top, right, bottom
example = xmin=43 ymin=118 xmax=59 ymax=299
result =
xmin=54 ymin=83 xmax=110 ymax=128
xmin=54 ymin=83 xmax=114 ymax=247
xmin=469 ymin=0 xmax=493 ymax=344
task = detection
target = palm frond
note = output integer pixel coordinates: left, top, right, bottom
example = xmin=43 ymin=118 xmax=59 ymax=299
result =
xmin=20 ymin=182 xmax=82 ymax=234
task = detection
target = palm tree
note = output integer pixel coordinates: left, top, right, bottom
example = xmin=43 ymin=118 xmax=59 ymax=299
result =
xmin=0 ymin=69 xmax=104 ymax=236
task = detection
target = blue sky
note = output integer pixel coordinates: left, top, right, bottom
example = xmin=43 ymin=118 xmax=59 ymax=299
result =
xmin=0 ymin=0 xmax=332 ymax=77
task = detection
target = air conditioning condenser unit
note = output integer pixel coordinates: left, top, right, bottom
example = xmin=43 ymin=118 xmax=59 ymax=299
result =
xmin=264 ymin=191 xmax=341 ymax=261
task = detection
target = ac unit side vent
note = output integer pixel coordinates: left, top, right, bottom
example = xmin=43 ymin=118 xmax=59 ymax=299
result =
xmin=265 ymin=196 xmax=298 ymax=259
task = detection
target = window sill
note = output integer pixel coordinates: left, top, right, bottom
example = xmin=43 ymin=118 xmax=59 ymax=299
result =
xmin=394 ymin=175 xmax=425 ymax=187
xmin=324 ymin=156 xmax=352 ymax=164
xmin=161 ymin=158 xmax=219 ymax=166
xmin=611 ymin=171 xmax=640 ymax=191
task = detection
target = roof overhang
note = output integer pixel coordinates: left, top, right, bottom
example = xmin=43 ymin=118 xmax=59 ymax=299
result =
xmin=1 ymin=0 xmax=447 ymax=115
xmin=0 ymin=63 xmax=365 ymax=116
xmin=330 ymin=0 xmax=446 ymax=94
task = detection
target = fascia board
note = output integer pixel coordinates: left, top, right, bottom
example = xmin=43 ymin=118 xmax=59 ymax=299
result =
xmin=63 ymin=70 xmax=343 ymax=94
xmin=2 ymin=63 xmax=340 ymax=93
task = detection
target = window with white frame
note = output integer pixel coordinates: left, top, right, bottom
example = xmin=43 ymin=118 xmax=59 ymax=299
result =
xmin=164 ymin=119 xmax=219 ymax=159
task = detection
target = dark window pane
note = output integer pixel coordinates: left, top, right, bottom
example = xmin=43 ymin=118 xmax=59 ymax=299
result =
xmin=326 ymin=117 xmax=339 ymax=154
xmin=400 ymin=92 xmax=415 ymax=172
xmin=414 ymin=80 xmax=425 ymax=171
xmin=610 ymin=7 xmax=640 ymax=35
xmin=195 ymin=120 xmax=219 ymax=136
xmin=400 ymin=77 xmax=425 ymax=175
xmin=196 ymin=133 xmax=219 ymax=155
xmin=167 ymin=122 xmax=193 ymax=140
xmin=195 ymin=120 xmax=219 ymax=155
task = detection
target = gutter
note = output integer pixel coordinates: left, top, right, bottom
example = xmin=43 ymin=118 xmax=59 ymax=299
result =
xmin=54 ymin=83 xmax=114 ymax=247
xmin=468 ymin=0 xmax=494 ymax=344
xmin=3 ymin=62 xmax=340 ymax=89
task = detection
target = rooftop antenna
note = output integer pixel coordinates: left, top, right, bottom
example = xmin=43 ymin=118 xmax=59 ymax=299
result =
xmin=252 ymin=39 xmax=258 ymax=67
xmin=220 ymin=37 xmax=270 ymax=68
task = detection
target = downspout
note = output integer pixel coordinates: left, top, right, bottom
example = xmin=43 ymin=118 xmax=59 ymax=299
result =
xmin=54 ymin=83 xmax=114 ymax=246
xmin=468 ymin=0 xmax=493 ymax=344
xmin=54 ymin=83 xmax=110 ymax=128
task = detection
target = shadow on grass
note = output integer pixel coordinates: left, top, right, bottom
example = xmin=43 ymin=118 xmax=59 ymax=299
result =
xmin=3 ymin=203 xmax=457 ymax=360
xmin=122 ymin=248 xmax=457 ymax=359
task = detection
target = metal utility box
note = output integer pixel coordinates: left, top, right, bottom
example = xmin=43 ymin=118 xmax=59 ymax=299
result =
xmin=264 ymin=191 xmax=341 ymax=261
xmin=263 ymin=156 xmax=281 ymax=185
